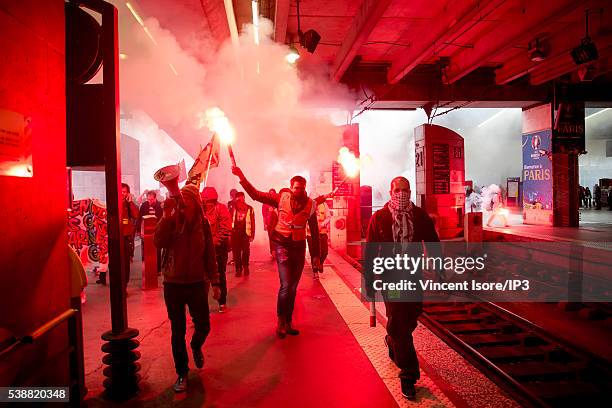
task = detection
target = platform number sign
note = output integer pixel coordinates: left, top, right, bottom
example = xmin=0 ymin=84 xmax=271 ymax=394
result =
xmin=415 ymin=150 xmax=424 ymax=168
xmin=453 ymin=146 xmax=462 ymax=159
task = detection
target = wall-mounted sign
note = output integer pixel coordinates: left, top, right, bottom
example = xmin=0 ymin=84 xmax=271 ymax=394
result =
xmin=553 ymin=102 xmax=585 ymax=153
xmin=0 ymin=108 xmax=32 ymax=177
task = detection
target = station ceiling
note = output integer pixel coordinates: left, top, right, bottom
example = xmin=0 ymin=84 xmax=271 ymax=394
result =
xmin=137 ymin=0 xmax=612 ymax=109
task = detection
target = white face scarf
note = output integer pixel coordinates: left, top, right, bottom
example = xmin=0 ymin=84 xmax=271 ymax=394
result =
xmin=388 ymin=191 xmax=414 ymax=243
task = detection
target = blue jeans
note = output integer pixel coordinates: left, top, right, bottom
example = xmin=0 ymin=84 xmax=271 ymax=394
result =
xmin=273 ymin=239 xmax=306 ymax=321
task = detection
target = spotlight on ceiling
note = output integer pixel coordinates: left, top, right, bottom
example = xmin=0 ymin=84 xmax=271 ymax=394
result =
xmin=299 ymin=29 xmax=321 ymax=54
xmin=528 ymin=37 xmax=548 ymax=62
xmin=571 ymin=9 xmax=600 ymax=65
xmin=571 ymin=37 xmax=599 ymax=65
xmin=295 ymin=0 xmax=320 ymax=54
xmin=286 ymin=44 xmax=300 ymax=64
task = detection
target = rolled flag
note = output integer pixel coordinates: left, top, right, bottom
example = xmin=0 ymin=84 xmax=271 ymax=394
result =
xmin=177 ymin=159 xmax=187 ymax=182
xmin=186 ymin=134 xmax=220 ymax=188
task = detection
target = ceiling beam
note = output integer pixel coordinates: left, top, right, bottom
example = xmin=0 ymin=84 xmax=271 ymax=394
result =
xmin=387 ymin=0 xmax=506 ymax=84
xmin=445 ymin=0 xmax=589 ymax=84
xmin=370 ymin=78 xmax=550 ymax=107
xmin=530 ymin=43 xmax=612 ymax=85
xmin=497 ymin=4 xmax=612 ymax=85
xmin=274 ymin=0 xmax=290 ymax=44
xmin=200 ymin=0 xmax=232 ymax=45
xmin=495 ymin=23 xmax=583 ymax=85
xmin=331 ymin=0 xmax=393 ymax=82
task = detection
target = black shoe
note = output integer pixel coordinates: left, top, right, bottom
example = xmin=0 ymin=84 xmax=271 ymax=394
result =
xmin=400 ymin=379 xmax=416 ymax=400
xmin=244 ymin=266 xmax=250 ymax=276
xmin=173 ymin=375 xmax=187 ymax=393
xmin=96 ymin=271 xmax=107 ymax=285
xmin=384 ymin=335 xmax=394 ymax=360
xmin=192 ymin=347 xmax=204 ymax=368
xmin=276 ymin=317 xmax=286 ymax=339
xmin=285 ymin=321 xmax=300 ymax=336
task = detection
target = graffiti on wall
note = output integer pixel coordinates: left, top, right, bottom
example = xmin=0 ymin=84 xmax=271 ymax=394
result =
xmin=68 ymin=199 xmax=108 ymax=271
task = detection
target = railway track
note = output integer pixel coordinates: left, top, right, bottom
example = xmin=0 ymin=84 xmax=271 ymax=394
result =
xmin=420 ymin=301 xmax=612 ymax=408
xmin=338 ymin=249 xmax=612 ymax=407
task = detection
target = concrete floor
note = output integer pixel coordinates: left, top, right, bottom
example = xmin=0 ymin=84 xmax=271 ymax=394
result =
xmin=82 ymin=242 xmax=398 ymax=407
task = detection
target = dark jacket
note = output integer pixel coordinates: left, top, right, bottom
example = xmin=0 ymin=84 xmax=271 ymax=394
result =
xmin=366 ymin=203 xmax=440 ymax=301
xmin=366 ymin=203 xmax=440 ymax=244
xmin=137 ymin=200 xmax=163 ymax=231
xmin=154 ymin=213 xmax=219 ymax=285
xmin=239 ymin=178 xmax=320 ymax=257
xmin=122 ymin=199 xmax=139 ymax=237
xmin=232 ymin=204 xmax=256 ymax=240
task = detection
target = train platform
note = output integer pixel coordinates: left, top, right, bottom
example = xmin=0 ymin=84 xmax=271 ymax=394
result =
xmin=483 ymin=207 xmax=612 ymax=245
xmin=80 ymin=242 xmax=520 ymax=407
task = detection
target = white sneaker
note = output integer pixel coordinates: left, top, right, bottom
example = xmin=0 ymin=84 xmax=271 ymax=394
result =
xmin=173 ymin=375 xmax=187 ymax=393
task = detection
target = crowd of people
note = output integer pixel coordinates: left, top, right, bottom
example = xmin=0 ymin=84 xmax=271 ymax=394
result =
xmin=579 ymin=184 xmax=612 ymax=210
xmin=106 ymin=170 xmax=433 ymax=401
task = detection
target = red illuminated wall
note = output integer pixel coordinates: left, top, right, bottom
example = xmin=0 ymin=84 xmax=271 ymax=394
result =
xmin=0 ymin=0 xmax=70 ymax=386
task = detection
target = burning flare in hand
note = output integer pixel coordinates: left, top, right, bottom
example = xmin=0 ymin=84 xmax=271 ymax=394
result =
xmin=199 ymin=107 xmax=235 ymax=145
xmin=337 ymin=147 xmax=361 ymax=178
xmin=331 ymin=147 xmax=363 ymax=196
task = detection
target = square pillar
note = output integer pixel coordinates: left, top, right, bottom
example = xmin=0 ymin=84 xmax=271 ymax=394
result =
xmin=522 ymin=102 xmax=583 ymax=227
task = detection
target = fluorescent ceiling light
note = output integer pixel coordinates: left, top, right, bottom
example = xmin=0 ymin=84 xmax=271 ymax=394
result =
xmin=585 ymin=108 xmax=610 ymax=120
xmin=252 ymin=1 xmax=259 ymax=45
xmin=477 ymin=109 xmax=508 ymax=128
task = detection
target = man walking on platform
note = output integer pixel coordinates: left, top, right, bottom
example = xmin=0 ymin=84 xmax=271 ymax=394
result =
xmin=366 ymin=176 xmax=439 ymax=400
xmin=231 ymin=166 xmax=321 ymax=338
xmin=121 ymin=183 xmax=139 ymax=291
xmin=154 ymin=184 xmax=220 ymax=392
xmin=262 ymin=189 xmax=278 ymax=260
xmin=227 ymin=188 xmax=238 ymax=265
xmin=231 ymin=192 xmax=255 ymax=277
xmin=201 ymin=187 xmax=232 ymax=312
xmin=307 ymin=201 xmax=330 ymax=279
xmin=138 ymin=190 xmax=163 ymax=272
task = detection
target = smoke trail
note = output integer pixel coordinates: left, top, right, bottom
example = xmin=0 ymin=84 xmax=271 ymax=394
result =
xmin=109 ymin=1 xmax=354 ymax=202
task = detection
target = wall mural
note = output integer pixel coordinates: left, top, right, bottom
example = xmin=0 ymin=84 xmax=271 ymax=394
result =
xmin=68 ymin=199 xmax=108 ymax=272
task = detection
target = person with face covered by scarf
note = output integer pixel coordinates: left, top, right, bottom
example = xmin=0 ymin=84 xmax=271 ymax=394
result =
xmin=231 ymin=192 xmax=255 ymax=277
xmin=366 ymin=177 xmax=439 ymax=400
xmin=231 ymin=166 xmax=327 ymax=338
xmin=201 ymin=187 xmax=232 ymax=312
xmin=154 ymin=184 xmax=220 ymax=392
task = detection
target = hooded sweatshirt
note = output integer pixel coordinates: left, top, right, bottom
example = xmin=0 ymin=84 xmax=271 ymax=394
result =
xmin=154 ymin=185 xmax=219 ymax=285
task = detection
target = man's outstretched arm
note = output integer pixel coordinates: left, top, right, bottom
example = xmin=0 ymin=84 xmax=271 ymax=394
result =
xmin=232 ymin=166 xmax=279 ymax=207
